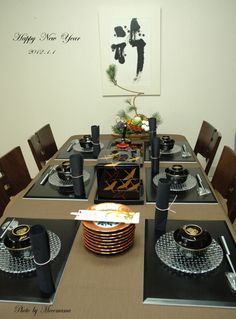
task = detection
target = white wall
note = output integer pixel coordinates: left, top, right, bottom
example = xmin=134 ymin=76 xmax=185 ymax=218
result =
xmin=0 ymin=0 xmax=235 ymax=177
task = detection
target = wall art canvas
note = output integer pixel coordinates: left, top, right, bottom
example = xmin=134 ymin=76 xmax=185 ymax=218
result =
xmin=99 ymin=6 xmax=161 ymax=96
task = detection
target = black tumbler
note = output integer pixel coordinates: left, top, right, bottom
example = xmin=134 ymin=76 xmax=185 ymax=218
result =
xmin=155 ymin=178 xmax=171 ymax=232
xmin=91 ymin=125 xmax=101 ymax=158
xmin=151 ymin=136 xmax=160 ymax=175
xmin=29 ymin=224 xmax=55 ymax=296
xmin=70 ymin=153 xmax=85 ymax=198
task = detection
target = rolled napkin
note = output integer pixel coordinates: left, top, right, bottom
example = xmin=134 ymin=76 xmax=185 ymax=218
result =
xmin=155 ymin=178 xmax=171 ymax=232
xmin=151 ymin=136 xmax=160 ymax=175
xmin=29 ymin=224 xmax=55 ymax=296
xmin=70 ymin=153 xmax=85 ymax=198
xmin=148 ymin=117 xmax=157 ymax=140
xmin=91 ymin=125 xmax=101 ymax=158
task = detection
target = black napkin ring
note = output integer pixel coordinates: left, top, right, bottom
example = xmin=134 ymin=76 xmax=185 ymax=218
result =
xmin=72 ymin=174 xmax=83 ymax=179
xmin=155 ymin=195 xmax=177 ymax=214
xmin=34 ymin=257 xmax=51 ymax=266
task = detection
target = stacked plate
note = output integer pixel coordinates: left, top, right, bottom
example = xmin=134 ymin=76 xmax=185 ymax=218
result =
xmin=82 ymin=203 xmax=135 ymax=255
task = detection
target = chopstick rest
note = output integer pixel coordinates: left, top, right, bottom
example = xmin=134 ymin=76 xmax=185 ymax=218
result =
xmin=196 ymin=174 xmax=211 ymax=196
xmin=29 ymin=224 xmax=55 ymax=296
xmin=219 ymin=235 xmax=236 ymax=291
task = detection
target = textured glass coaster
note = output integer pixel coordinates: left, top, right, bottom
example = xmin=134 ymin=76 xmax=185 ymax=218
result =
xmin=153 ymin=173 xmax=197 ymax=192
xmin=0 ymin=231 xmax=61 ymax=274
xmin=155 ymin=231 xmax=223 ymax=274
xmin=48 ymin=169 xmax=90 ymax=187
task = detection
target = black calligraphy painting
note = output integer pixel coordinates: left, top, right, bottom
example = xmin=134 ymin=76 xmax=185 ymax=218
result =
xmin=99 ymin=6 xmax=161 ymax=96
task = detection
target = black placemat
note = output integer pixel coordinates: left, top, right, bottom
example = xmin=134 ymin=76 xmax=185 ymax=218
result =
xmin=0 ymin=217 xmax=80 ymax=304
xmin=144 ymin=219 xmax=236 ymax=308
xmin=24 ymin=166 xmax=94 ymax=200
xmin=144 ymin=140 xmax=196 ymax=162
xmin=145 ymin=167 xmax=217 ymax=203
xmin=56 ymin=139 xmax=110 ymax=160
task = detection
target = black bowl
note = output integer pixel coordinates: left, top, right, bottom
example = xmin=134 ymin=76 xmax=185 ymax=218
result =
xmin=56 ymin=161 xmax=72 ymax=181
xmin=173 ymin=224 xmax=212 ymax=258
xmin=79 ymin=135 xmax=93 ymax=150
xmin=160 ymin=135 xmax=175 ymax=151
xmin=165 ymin=164 xmax=189 ymax=184
xmin=4 ymin=224 xmax=33 ymax=259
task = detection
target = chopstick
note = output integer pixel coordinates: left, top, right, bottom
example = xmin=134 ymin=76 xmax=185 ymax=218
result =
xmin=66 ymin=142 xmax=74 ymax=152
xmin=40 ymin=166 xmax=55 ymax=185
xmin=0 ymin=218 xmax=15 ymax=239
xmin=219 ymin=235 xmax=236 ymax=273
xmin=196 ymin=173 xmax=205 ymax=190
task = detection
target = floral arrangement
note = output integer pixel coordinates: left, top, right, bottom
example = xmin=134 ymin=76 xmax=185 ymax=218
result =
xmin=106 ymin=64 xmax=162 ymax=135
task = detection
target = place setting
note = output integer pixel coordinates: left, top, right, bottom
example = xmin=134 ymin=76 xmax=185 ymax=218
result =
xmin=24 ymin=154 xmax=95 ymax=200
xmin=56 ymin=125 xmax=108 ymax=160
xmin=145 ymin=136 xmax=216 ymax=203
xmin=0 ymin=217 xmax=80 ymax=304
xmin=143 ymin=179 xmax=236 ymax=308
xmin=144 ymin=135 xmax=196 ymax=163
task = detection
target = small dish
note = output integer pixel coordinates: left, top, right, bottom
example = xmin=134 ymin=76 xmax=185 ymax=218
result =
xmin=4 ymin=224 xmax=33 ymax=259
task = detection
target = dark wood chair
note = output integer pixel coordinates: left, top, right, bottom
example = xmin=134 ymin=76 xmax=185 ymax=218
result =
xmin=212 ymin=146 xmax=236 ymax=223
xmin=0 ymin=146 xmax=32 ymax=198
xmin=194 ymin=120 xmax=222 ymax=175
xmin=0 ymin=181 xmax=10 ymax=217
xmin=28 ymin=124 xmax=58 ymax=170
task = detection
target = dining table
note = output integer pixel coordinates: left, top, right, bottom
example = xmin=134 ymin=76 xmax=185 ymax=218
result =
xmin=1 ymin=133 xmax=236 ymax=319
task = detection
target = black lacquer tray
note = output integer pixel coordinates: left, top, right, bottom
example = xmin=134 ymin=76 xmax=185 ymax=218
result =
xmin=145 ymin=167 xmax=217 ymax=203
xmin=143 ymin=219 xmax=236 ymax=308
xmin=144 ymin=140 xmax=196 ymax=162
xmin=24 ymin=166 xmax=94 ymax=200
xmin=106 ymin=140 xmax=145 ymax=165
xmin=94 ymin=180 xmax=144 ymax=205
xmin=56 ymin=139 xmax=110 ymax=160
xmin=0 ymin=217 xmax=80 ymax=304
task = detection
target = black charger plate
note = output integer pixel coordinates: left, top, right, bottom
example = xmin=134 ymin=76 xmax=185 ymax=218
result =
xmin=143 ymin=219 xmax=236 ymax=308
xmin=0 ymin=217 xmax=80 ymax=304
xmin=24 ymin=166 xmax=94 ymax=200
xmin=144 ymin=140 xmax=196 ymax=162
xmin=145 ymin=167 xmax=217 ymax=203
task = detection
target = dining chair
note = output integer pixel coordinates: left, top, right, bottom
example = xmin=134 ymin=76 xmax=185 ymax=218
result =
xmin=0 ymin=181 xmax=10 ymax=217
xmin=211 ymin=146 xmax=236 ymax=223
xmin=28 ymin=123 xmax=58 ymax=170
xmin=0 ymin=146 xmax=32 ymax=198
xmin=194 ymin=120 xmax=222 ymax=175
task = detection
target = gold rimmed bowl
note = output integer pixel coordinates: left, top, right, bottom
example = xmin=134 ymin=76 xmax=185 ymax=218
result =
xmin=173 ymin=224 xmax=212 ymax=258
xmin=4 ymin=224 xmax=33 ymax=259
xmin=160 ymin=135 xmax=175 ymax=151
xmin=56 ymin=161 xmax=72 ymax=181
xmin=165 ymin=164 xmax=189 ymax=184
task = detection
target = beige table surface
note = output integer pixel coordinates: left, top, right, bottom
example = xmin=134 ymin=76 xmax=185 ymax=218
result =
xmin=1 ymin=135 xmax=236 ymax=319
